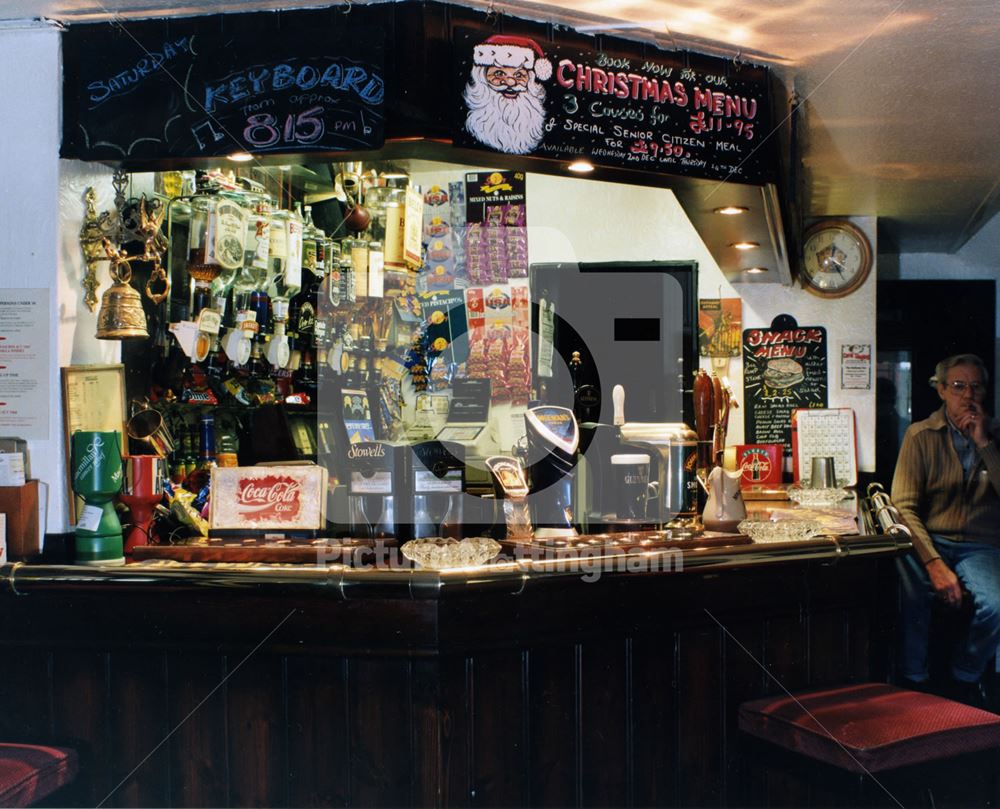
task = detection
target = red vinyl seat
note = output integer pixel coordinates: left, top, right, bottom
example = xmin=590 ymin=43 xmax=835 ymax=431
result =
xmin=739 ymin=682 xmax=1000 ymax=774
xmin=0 ymin=743 xmax=77 ymax=808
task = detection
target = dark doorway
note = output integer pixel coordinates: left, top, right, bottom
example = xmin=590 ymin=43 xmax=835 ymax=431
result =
xmin=876 ymin=280 xmax=995 ymax=484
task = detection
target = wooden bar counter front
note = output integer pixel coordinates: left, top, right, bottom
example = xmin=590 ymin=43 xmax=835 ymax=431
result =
xmin=0 ymin=529 xmax=905 ymax=808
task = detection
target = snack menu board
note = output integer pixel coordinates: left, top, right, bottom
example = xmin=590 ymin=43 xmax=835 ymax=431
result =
xmin=743 ymin=315 xmax=828 ymax=447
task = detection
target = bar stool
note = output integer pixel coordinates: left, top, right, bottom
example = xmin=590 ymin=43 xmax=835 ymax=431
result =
xmin=0 ymin=743 xmax=78 ymax=807
xmin=740 ymin=683 xmax=1000 ymax=805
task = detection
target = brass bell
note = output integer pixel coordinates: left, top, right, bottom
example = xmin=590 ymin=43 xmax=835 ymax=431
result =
xmin=96 ymin=249 xmax=148 ymax=340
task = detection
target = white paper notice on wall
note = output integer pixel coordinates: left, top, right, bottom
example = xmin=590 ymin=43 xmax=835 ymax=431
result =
xmin=839 ymin=342 xmax=872 ymax=390
xmin=791 ymin=408 xmax=858 ymax=487
xmin=0 ymin=453 xmax=26 ymax=486
xmin=0 ymin=514 xmax=7 ymax=563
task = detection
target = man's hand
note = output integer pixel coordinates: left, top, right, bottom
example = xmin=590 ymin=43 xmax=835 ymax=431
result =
xmin=955 ymin=401 xmax=991 ymax=448
xmin=926 ymin=558 xmax=963 ymax=607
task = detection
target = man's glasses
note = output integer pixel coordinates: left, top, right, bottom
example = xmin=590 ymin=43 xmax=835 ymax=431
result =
xmin=945 ymin=380 xmax=986 ymax=394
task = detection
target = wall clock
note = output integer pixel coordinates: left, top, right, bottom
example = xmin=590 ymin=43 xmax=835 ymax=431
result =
xmin=800 ymin=219 xmax=872 ymax=298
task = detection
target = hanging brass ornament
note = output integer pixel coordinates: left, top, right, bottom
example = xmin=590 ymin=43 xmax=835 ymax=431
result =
xmin=78 ymin=187 xmax=115 ymax=312
xmin=96 ymin=239 xmax=148 ymax=339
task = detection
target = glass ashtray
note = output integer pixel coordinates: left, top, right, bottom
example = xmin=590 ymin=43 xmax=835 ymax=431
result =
xmin=737 ymin=519 xmax=822 ymax=543
xmin=400 ymin=537 xmax=501 ymax=569
xmin=786 ymin=486 xmax=851 ymax=507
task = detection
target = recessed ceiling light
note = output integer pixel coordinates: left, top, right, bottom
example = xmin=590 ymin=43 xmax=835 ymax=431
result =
xmin=744 ymin=266 xmax=769 ymax=274
xmin=227 ymin=152 xmax=254 ymax=163
xmin=567 ymin=159 xmax=595 ymax=173
xmin=714 ymin=206 xmax=749 ymax=215
xmin=731 ymin=241 xmax=760 ymax=250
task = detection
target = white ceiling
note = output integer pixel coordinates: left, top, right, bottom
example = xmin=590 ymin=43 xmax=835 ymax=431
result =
xmin=4 ymin=0 xmax=999 ymax=254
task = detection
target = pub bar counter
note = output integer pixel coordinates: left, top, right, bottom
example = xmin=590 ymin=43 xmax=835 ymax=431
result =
xmin=0 ymin=526 xmax=905 ymax=808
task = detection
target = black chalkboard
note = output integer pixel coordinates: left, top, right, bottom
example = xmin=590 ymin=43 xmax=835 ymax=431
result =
xmin=743 ymin=315 xmax=828 ymax=447
xmin=62 ymin=11 xmax=384 ymax=162
xmin=453 ymin=28 xmax=772 ymax=184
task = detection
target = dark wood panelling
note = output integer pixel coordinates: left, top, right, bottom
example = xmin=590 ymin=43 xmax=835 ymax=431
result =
xmin=631 ymin=633 xmax=679 ymax=807
xmin=677 ymin=627 xmax=724 ymax=807
xmin=0 ymin=647 xmax=51 ymax=742
xmin=226 ymin=656 xmax=286 ymax=808
xmin=51 ymin=650 xmax=111 ymax=807
xmin=348 ymin=658 xmax=413 ymax=807
xmin=580 ymin=639 xmax=628 ymax=806
xmin=286 ymin=656 xmax=351 ymax=808
xmin=167 ymin=653 xmax=228 ymax=808
xmin=0 ymin=554 xmax=904 ymax=808
xmin=470 ymin=650 xmax=525 ymax=807
xmin=526 ymin=645 xmax=578 ymax=807
xmin=719 ymin=618 xmax=766 ymax=807
xmin=108 ymin=651 xmax=170 ymax=808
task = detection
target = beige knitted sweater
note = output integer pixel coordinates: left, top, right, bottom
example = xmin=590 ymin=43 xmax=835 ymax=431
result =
xmin=891 ymin=406 xmax=1000 ymax=564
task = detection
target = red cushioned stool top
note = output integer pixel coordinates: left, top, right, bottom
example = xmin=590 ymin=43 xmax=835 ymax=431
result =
xmin=0 ymin=743 xmax=78 ymax=808
xmin=739 ymin=682 xmax=1000 ymax=774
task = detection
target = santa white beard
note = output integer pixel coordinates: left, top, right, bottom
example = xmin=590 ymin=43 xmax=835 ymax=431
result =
xmin=464 ymin=67 xmax=547 ymax=154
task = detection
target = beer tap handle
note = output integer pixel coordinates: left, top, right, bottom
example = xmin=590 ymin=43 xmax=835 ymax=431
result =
xmin=612 ymin=384 xmax=625 ymax=427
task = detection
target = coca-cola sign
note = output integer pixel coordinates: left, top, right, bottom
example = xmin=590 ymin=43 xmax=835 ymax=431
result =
xmin=210 ymin=465 xmax=326 ymax=530
xmin=236 ymin=475 xmax=302 ymax=521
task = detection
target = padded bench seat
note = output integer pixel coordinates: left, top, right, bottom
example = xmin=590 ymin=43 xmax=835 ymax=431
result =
xmin=0 ymin=744 xmax=78 ymax=808
xmin=739 ymin=682 xmax=1000 ymax=774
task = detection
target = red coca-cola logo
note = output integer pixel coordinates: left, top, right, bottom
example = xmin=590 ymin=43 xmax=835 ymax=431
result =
xmin=236 ymin=475 xmax=302 ymax=521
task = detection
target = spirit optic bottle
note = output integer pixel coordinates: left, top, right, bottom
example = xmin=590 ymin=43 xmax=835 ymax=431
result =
xmin=186 ymin=192 xmax=247 ymax=319
xmin=265 ymin=205 xmax=302 ymax=368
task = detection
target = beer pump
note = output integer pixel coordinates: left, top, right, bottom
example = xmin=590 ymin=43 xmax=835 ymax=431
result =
xmin=613 ymin=385 xmax=699 ymax=527
xmin=523 ymin=404 xmax=580 ymax=538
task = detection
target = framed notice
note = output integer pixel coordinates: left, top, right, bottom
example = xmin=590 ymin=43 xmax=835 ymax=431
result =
xmin=743 ymin=315 xmax=828 ymax=447
xmin=61 ymin=364 xmax=127 ymax=522
xmin=840 ymin=342 xmax=872 ymax=390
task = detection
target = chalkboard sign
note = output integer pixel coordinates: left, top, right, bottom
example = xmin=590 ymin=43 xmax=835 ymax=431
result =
xmin=453 ymin=28 xmax=772 ymax=184
xmin=62 ymin=11 xmax=384 ymax=162
xmin=743 ymin=315 xmax=828 ymax=447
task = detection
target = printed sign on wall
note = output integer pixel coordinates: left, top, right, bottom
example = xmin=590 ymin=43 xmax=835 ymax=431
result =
xmin=743 ymin=315 xmax=828 ymax=447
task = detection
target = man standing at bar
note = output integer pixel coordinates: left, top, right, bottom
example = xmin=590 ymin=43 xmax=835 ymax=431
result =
xmin=893 ymin=353 xmax=1000 ymax=704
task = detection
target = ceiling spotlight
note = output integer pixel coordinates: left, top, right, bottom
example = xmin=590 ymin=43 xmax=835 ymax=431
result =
xmin=567 ymin=159 xmax=595 ymax=173
xmin=731 ymin=241 xmax=760 ymax=250
xmin=227 ymin=152 xmax=254 ymax=163
xmin=714 ymin=206 xmax=749 ymax=215
xmin=744 ymin=266 xmax=769 ymax=274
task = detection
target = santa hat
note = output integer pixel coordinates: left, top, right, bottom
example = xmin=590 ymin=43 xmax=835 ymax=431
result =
xmin=473 ymin=35 xmax=552 ymax=82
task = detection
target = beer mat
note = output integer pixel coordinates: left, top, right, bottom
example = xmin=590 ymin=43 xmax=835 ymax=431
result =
xmin=132 ymin=537 xmax=374 ymax=564
xmin=764 ymin=506 xmax=858 ymax=535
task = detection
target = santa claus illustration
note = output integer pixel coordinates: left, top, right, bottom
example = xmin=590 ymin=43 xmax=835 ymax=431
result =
xmin=463 ymin=34 xmax=552 ymax=154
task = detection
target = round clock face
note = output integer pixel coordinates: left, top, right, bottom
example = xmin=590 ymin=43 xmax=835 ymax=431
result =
xmin=801 ymin=220 xmax=872 ymax=298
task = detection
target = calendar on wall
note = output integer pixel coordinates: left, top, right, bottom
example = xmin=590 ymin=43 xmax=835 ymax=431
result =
xmin=791 ymin=408 xmax=858 ymax=486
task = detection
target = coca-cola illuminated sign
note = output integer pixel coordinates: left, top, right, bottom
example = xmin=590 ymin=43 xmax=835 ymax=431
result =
xmin=236 ymin=475 xmax=303 ymax=521
xmin=210 ymin=465 xmax=327 ymax=530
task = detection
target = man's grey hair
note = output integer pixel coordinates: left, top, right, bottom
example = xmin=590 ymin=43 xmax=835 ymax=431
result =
xmin=929 ymin=354 xmax=990 ymax=388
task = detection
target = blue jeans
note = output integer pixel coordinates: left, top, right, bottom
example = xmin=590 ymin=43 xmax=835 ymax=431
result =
xmin=898 ymin=537 xmax=1000 ymax=683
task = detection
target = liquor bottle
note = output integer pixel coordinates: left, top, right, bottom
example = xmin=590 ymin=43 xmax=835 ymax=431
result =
xmin=205 ymin=335 xmax=228 ymax=381
xmin=198 ymin=414 xmax=216 ymax=470
xmin=296 ymin=350 xmax=318 ymax=396
xmin=248 ymin=340 xmax=270 ymax=381
xmin=266 ymin=205 xmax=302 ymax=368
xmin=186 ymin=191 xmax=247 ymax=319
xmin=295 ymin=205 xmax=326 ymax=342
